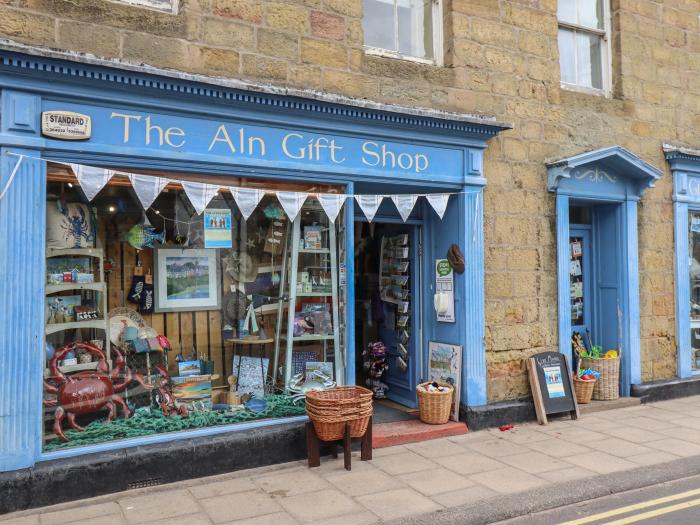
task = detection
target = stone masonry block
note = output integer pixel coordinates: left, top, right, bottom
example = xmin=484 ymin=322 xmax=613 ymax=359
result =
xmin=203 ymin=16 xmax=255 ymax=49
xmin=264 ymin=3 xmax=309 ymax=33
xmin=0 ymin=7 xmax=55 ymax=46
xmin=257 ymin=28 xmax=300 ymax=61
xmin=57 ymin=19 xmax=120 ymax=57
xmin=310 ymin=10 xmax=345 ymax=41
xmin=301 ymin=37 xmax=347 ymax=68
xmin=240 ymin=53 xmax=288 ymax=80
xmin=212 ymin=0 xmax=263 ymax=23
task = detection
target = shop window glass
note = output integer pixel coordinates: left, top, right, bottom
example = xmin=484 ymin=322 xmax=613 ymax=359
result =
xmin=42 ymin=167 xmax=346 ymax=450
xmin=557 ymin=0 xmax=609 ymax=93
xmin=689 ymin=212 xmax=700 ymax=370
xmin=363 ymin=0 xmax=439 ymax=62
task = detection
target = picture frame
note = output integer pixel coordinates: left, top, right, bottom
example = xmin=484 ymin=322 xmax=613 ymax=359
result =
xmin=428 ymin=342 xmax=462 ymax=422
xmin=154 ymin=248 xmax=221 ymax=312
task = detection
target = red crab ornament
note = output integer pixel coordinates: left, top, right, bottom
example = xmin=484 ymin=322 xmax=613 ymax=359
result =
xmin=151 ymin=364 xmax=188 ymax=417
xmin=43 ymin=342 xmax=150 ymax=442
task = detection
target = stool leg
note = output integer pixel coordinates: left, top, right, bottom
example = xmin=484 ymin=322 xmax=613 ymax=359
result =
xmin=343 ymin=423 xmax=351 ymax=471
xmin=306 ymin=422 xmax=320 ymax=468
xmin=331 ymin=444 xmax=338 ymax=459
xmin=361 ymin=416 xmax=372 ymax=461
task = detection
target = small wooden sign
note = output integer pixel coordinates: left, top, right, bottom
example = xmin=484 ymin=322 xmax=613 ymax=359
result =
xmin=41 ymin=111 xmax=91 ymax=140
xmin=526 ymin=351 xmax=579 ymax=425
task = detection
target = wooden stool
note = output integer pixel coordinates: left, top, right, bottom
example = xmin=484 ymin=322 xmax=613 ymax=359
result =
xmin=306 ymin=416 xmax=373 ymax=471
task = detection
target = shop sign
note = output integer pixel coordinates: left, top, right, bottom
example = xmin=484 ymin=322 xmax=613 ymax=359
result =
xmin=41 ymin=111 xmax=91 ymax=140
xmin=435 ymin=259 xmax=455 ymax=323
xmin=526 ymin=351 xmax=578 ymax=425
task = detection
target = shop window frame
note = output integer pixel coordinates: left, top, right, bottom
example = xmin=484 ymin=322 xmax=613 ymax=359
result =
xmin=362 ymin=0 xmax=444 ymax=66
xmin=557 ymin=0 xmax=612 ymax=96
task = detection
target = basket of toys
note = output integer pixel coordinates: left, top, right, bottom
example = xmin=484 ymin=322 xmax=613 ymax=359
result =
xmin=305 ymin=386 xmax=374 ymax=441
xmin=573 ymin=333 xmax=620 ymax=401
xmin=572 ymin=368 xmax=600 ymax=404
xmin=416 ymin=381 xmax=454 ymax=425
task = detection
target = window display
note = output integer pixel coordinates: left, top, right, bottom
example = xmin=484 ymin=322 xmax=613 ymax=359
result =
xmin=42 ymin=165 xmax=346 ymax=450
xmin=689 ymin=212 xmax=700 ymax=371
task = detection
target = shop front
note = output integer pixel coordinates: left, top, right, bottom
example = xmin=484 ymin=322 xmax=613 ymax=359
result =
xmin=547 ymin=147 xmax=662 ymax=396
xmin=666 ymin=145 xmax=700 ymax=380
xmin=0 ymin=49 xmax=507 ymax=494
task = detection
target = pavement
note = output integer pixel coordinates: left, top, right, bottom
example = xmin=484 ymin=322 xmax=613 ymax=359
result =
xmin=3 ymin=395 xmax=700 ymax=525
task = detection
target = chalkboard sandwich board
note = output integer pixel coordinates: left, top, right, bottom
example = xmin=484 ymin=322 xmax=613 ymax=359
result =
xmin=526 ymin=351 xmax=579 ymax=425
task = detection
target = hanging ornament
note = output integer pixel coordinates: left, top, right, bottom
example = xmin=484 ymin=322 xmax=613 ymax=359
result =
xmin=181 ymin=181 xmax=220 ymax=215
xmin=71 ymin=164 xmax=114 ymax=201
xmin=317 ymin=194 xmax=346 ymax=224
xmin=128 ymin=174 xmax=170 ymax=210
xmin=276 ymin=191 xmax=307 ymax=222
xmin=426 ymin=193 xmax=451 ymax=220
xmin=355 ymin=195 xmax=384 ymax=223
xmin=391 ymin=194 xmax=418 ymax=222
xmin=229 ymin=187 xmax=265 ymax=220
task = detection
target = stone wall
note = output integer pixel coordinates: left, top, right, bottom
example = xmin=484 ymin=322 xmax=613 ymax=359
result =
xmin=1 ymin=0 xmax=698 ymax=401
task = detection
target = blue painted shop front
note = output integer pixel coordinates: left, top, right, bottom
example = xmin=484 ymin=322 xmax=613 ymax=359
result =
xmin=0 ymin=51 xmax=507 ymax=472
xmin=547 ymin=147 xmax=662 ymax=396
xmin=666 ymin=146 xmax=700 ymax=379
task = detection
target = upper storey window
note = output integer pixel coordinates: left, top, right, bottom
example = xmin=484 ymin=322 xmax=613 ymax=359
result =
xmin=363 ymin=0 xmax=442 ymax=64
xmin=557 ymin=0 xmax=611 ymax=94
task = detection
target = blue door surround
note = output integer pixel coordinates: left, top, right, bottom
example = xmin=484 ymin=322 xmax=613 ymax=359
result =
xmin=0 ymin=50 xmax=509 ymax=471
xmin=665 ymin=145 xmax=700 ymax=378
xmin=547 ymin=147 xmax=662 ymax=396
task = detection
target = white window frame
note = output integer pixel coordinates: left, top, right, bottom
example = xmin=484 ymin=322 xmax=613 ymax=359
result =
xmin=363 ymin=0 xmax=444 ymax=66
xmin=557 ymin=0 xmax=612 ymax=96
xmin=108 ymin=0 xmax=179 ymax=14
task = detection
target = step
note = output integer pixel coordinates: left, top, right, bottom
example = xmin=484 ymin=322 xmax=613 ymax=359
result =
xmin=578 ymin=396 xmax=641 ymax=415
xmin=372 ymin=419 xmax=468 ymax=448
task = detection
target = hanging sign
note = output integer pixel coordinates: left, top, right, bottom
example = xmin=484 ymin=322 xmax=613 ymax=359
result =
xmin=204 ymin=209 xmax=232 ymax=248
xmin=435 ymin=259 xmax=455 ymax=323
xmin=41 ymin=111 xmax=91 ymax=140
xmin=526 ymin=351 xmax=579 ymax=425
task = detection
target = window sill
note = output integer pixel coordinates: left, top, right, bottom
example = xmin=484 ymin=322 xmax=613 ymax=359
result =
xmin=560 ymin=83 xmax=611 ymax=98
xmin=363 ymin=47 xmax=440 ymax=67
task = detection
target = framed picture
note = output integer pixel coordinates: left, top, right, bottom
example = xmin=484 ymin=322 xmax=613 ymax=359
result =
xmin=154 ymin=248 xmax=221 ymax=312
xmin=428 ymin=342 xmax=462 ymax=422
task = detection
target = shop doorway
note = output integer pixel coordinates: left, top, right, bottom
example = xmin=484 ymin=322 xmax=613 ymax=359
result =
xmin=354 ymin=221 xmax=421 ymax=409
xmin=569 ymin=203 xmax=627 ymax=389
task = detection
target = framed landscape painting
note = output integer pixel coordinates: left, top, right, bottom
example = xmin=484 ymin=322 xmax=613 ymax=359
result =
xmin=154 ymin=248 xmax=220 ymax=312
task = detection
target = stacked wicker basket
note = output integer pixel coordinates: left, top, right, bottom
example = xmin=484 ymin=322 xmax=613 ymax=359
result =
xmin=305 ymin=386 xmax=374 ymax=441
xmin=416 ymin=382 xmax=454 ymax=425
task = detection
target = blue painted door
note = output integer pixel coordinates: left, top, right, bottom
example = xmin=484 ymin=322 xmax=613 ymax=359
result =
xmin=570 ymin=227 xmax=593 ymax=347
xmin=378 ymin=225 xmax=420 ymax=407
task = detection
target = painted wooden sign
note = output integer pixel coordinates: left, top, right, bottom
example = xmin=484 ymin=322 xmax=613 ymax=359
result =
xmin=41 ymin=111 xmax=91 ymax=140
xmin=526 ymin=351 xmax=579 ymax=424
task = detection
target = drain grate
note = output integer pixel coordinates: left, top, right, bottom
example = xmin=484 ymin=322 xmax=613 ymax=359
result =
xmin=128 ymin=477 xmax=163 ymax=490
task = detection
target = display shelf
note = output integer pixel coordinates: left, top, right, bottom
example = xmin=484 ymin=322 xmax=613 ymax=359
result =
xmin=282 ymin=334 xmax=335 ymax=341
xmin=45 ymin=319 xmax=107 ymax=335
xmin=45 ymin=282 xmax=106 ymax=294
xmin=46 ymin=247 xmax=104 ymax=258
xmin=296 ymin=292 xmax=333 ymax=297
xmin=44 ymin=361 xmax=99 ymax=375
xmin=299 ymin=248 xmax=330 ymax=254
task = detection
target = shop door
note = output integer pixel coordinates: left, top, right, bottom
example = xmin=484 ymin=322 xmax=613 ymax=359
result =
xmin=593 ymin=204 xmax=622 ymax=357
xmin=378 ymin=225 xmax=420 ymax=408
xmin=570 ymin=226 xmax=592 ymax=366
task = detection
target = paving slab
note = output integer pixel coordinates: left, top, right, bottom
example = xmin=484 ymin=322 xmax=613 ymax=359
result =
xmin=469 ymin=467 xmax=547 ymax=494
xmin=433 ymin=451 xmax=506 ymax=475
xmin=644 ymin=438 xmax=700 ymax=456
xmin=277 ymin=489 xmax=363 ymax=523
xmin=625 ymin=451 xmax=683 ymax=466
xmin=538 ymin=466 xmax=597 ymax=483
xmin=563 ymin=451 xmax=638 ymax=474
xmin=151 ymin=514 xmax=212 ymax=525
xmin=370 ymin=450 xmax=438 ymax=475
xmin=398 ymin=467 xmax=474 ymax=496
xmin=199 ymin=490 xmax=282 ymax=524
xmin=463 ymin=438 xmax=530 ymax=457
xmin=253 ymin=468 xmax=331 ymax=497
xmin=498 ymin=451 xmax=572 ymax=473
xmin=39 ymin=502 xmax=122 ymax=525
xmin=524 ymin=437 xmax=593 ymax=457
xmin=324 ymin=466 xmax=399 ymax=496
xmin=404 ymin=437 xmax=467 ymax=458
xmin=70 ymin=515 xmax=127 ymax=525
xmin=356 ymin=488 xmax=442 ymax=521
xmin=119 ymin=489 xmax=201 ymax=524
xmin=604 ymin=426 xmax=668 ymax=443
xmin=431 ymin=485 xmax=498 ymax=508
xmin=225 ymin=511 xmax=298 ymax=525
xmin=188 ymin=477 xmax=257 ymax=499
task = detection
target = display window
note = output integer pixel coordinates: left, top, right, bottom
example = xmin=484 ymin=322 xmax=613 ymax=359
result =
xmin=42 ymin=164 xmax=346 ymax=450
xmin=689 ymin=212 xmax=700 ymax=371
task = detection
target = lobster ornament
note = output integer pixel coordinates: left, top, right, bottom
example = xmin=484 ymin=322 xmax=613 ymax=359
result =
xmin=151 ymin=364 xmax=188 ymax=417
xmin=43 ymin=342 xmax=150 ymax=442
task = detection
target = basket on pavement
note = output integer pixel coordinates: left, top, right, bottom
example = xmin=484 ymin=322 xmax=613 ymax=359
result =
xmin=572 ymin=376 xmax=596 ymax=404
xmin=305 ymin=386 xmax=373 ymax=441
xmin=580 ymin=356 xmax=620 ymax=400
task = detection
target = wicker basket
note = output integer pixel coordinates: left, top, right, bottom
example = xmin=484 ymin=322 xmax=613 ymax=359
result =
xmin=573 ymin=376 xmax=596 ymax=404
xmin=305 ymin=386 xmax=374 ymax=441
xmin=580 ymin=356 xmax=620 ymax=400
xmin=416 ymin=382 xmax=454 ymax=425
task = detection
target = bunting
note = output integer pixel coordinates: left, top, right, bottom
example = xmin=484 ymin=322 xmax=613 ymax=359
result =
xmin=276 ymin=191 xmax=307 ymax=222
xmin=228 ymin=187 xmax=265 ymax=220
xmin=128 ymin=174 xmax=171 ymax=210
xmin=426 ymin=193 xmax=451 ymax=220
xmin=391 ymin=194 xmax=418 ymax=222
xmin=355 ymin=194 xmax=384 ymax=223
xmin=317 ymin=194 xmax=346 ymax=224
xmin=71 ymin=164 xmax=114 ymax=201
xmin=181 ymin=181 xmax=220 ymax=215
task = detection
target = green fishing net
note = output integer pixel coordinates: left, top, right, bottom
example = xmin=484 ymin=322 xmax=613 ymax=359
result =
xmin=44 ymin=395 xmax=306 ymax=451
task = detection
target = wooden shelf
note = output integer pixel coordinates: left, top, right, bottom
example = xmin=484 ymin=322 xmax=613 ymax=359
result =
xmin=46 ymin=248 xmax=104 ymax=258
xmin=44 ymin=361 xmax=99 ymax=376
xmin=282 ymin=334 xmax=335 ymax=342
xmin=299 ymin=248 xmax=330 ymax=254
xmin=45 ymin=282 xmax=105 ymax=294
xmin=45 ymin=319 xmax=107 ymax=335
xmin=296 ymin=292 xmax=333 ymax=297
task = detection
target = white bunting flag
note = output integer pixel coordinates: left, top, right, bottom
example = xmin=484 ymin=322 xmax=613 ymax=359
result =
xmin=276 ymin=191 xmax=307 ymax=222
xmin=317 ymin=194 xmax=346 ymax=224
xmin=181 ymin=181 xmax=220 ymax=215
xmin=72 ymin=164 xmax=114 ymax=201
xmin=426 ymin=193 xmax=451 ymax=220
xmin=228 ymin=187 xmax=265 ymax=220
xmin=355 ymin=195 xmax=384 ymax=223
xmin=128 ymin=173 xmax=171 ymax=210
xmin=391 ymin=194 xmax=418 ymax=222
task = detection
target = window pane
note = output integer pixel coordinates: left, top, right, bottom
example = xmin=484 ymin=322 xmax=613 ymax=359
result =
xmin=578 ymin=0 xmax=604 ymax=30
xmin=576 ymin=31 xmax=603 ymax=89
xmin=558 ymin=29 xmax=577 ymax=85
xmin=363 ymin=0 xmax=396 ymax=51
xmin=397 ymin=0 xmax=433 ymax=59
xmin=689 ymin=213 xmax=700 ymax=370
xmin=558 ymin=0 xmax=577 ymax=24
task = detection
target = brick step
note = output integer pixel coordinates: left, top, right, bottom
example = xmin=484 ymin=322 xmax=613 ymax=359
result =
xmin=372 ymin=419 xmax=468 ymax=448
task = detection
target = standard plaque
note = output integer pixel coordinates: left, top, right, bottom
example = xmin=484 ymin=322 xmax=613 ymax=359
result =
xmin=41 ymin=111 xmax=91 ymax=140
